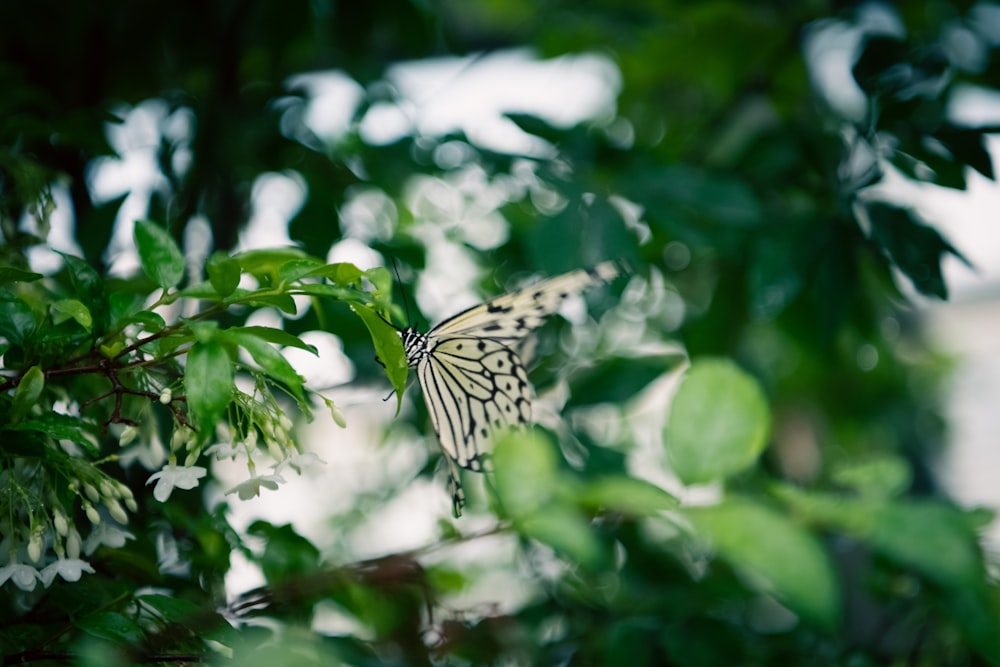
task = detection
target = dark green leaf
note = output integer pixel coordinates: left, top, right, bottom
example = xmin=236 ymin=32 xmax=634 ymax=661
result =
xmin=9 ymin=413 xmax=100 ymax=455
xmin=0 ymin=266 xmax=43 ymax=283
xmin=134 ymin=219 xmax=185 ymax=288
xmin=12 ymin=365 xmax=44 ymax=423
xmin=246 ymin=521 xmax=320 ymax=585
xmin=868 ymin=203 xmax=970 ymax=299
xmin=0 ymin=290 xmax=37 ymax=344
xmin=75 ymin=611 xmax=145 ymax=645
xmin=137 ymin=594 xmax=201 ymax=623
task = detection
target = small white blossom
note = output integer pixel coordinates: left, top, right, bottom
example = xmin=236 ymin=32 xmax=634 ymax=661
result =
xmin=224 ymin=473 xmax=286 ymax=500
xmin=146 ymin=464 xmax=207 ymax=502
xmin=53 ymin=509 xmax=69 ymax=536
xmin=0 ymin=563 xmax=42 ymax=591
xmin=66 ymin=528 xmax=82 ymax=559
xmin=272 ymin=451 xmax=327 ymax=476
xmin=27 ymin=533 xmax=42 ymax=563
xmin=83 ymin=483 xmax=101 ymax=504
xmin=83 ymin=522 xmax=133 ymax=556
xmin=84 ymin=503 xmax=101 ymax=525
xmin=204 ymin=441 xmax=243 ymax=460
xmin=159 ymin=387 xmax=172 ymax=404
xmin=40 ymin=558 xmax=95 ymax=586
xmin=105 ymin=498 xmax=129 ymax=524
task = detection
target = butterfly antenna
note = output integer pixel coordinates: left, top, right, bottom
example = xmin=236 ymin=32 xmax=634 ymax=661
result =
xmin=389 ymin=256 xmax=416 ymax=329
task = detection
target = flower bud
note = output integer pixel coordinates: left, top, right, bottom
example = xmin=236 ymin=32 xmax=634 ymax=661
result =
xmin=53 ymin=509 xmax=69 ymax=536
xmin=27 ymin=533 xmax=42 ymax=563
xmin=66 ymin=528 xmax=81 ymax=559
xmin=83 ymin=484 xmax=100 ymax=504
xmin=159 ymin=387 xmax=173 ymax=404
xmin=84 ymin=503 xmax=101 ymax=526
xmin=105 ymin=499 xmax=129 ymax=524
xmin=328 ymin=402 xmax=347 ymax=428
xmin=119 ymin=425 xmax=140 ymax=447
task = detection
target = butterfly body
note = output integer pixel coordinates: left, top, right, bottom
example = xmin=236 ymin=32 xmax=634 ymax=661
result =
xmin=402 ymin=261 xmax=623 ymax=516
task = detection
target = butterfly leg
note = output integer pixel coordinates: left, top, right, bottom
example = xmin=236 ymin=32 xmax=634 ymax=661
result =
xmin=446 ymin=457 xmax=466 ymax=518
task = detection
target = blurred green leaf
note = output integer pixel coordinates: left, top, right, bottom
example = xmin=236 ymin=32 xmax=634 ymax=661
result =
xmin=0 ymin=265 xmax=42 ymax=283
xmin=185 ymin=341 xmax=233 ymax=429
xmin=576 ymin=476 xmax=678 ymax=515
xmin=75 ymin=611 xmax=145 ymax=645
xmin=831 ymin=454 xmax=911 ymax=499
xmin=246 ymin=521 xmax=321 ymax=586
xmin=868 ymin=203 xmax=970 ymax=299
xmin=134 ymin=219 xmax=185 ymax=289
xmin=665 ymin=359 xmax=770 ymax=485
xmin=492 ymin=430 xmax=560 ymax=517
xmin=685 ymin=498 xmax=840 ymax=630
xmin=0 ymin=289 xmax=37 ymax=344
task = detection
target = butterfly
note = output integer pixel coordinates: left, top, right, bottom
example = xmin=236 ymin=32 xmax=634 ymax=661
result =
xmin=400 ymin=261 xmax=623 ymax=516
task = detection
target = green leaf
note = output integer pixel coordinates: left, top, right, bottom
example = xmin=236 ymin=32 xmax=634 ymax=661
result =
xmin=665 ymin=359 xmax=770 ymax=485
xmin=206 ymin=251 xmax=241 ymax=297
xmin=12 ymin=365 xmax=45 ymax=423
xmin=235 ymin=247 xmax=310 ymax=281
xmin=277 ymin=257 xmax=326 ymax=283
xmin=685 ymin=498 xmax=840 ymax=629
xmin=133 ymin=220 xmax=185 ymax=288
xmin=224 ymin=329 xmax=305 ymax=401
xmin=227 ymin=326 xmax=318 ymax=354
xmin=304 ymin=261 xmax=364 ymax=285
xmin=75 ymin=611 xmax=145 ymax=645
xmin=492 ymin=430 xmax=560 ymax=517
xmin=0 ymin=265 xmax=43 ymax=284
xmin=9 ymin=414 xmax=100 ymax=456
xmin=50 ymin=298 xmax=93 ymax=328
xmin=519 ymin=506 xmax=605 ymax=570
xmin=868 ymin=203 xmax=970 ymax=299
xmin=185 ymin=341 xmax=233 ymax=429
xmin=0 ymin=290 xmax=37 ymax=344
xmin=246 ymin=521 xmax=320 ymax=585
xmin=867 ymin=501 xmax=986 ymax=591
xmin=576 ymin=476 xmax=679 ymax=516
xmin=831 ymin=454 xmax=911 ymax=499
xmin=352 ymin=304 xmax=406 ymax=414
xmin=137 ymin=594 xmax=201 ymax=623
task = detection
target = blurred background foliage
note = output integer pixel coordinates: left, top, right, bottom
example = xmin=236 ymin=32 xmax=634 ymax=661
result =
xmin=3 ymin=0 xmax=1000 ymax=664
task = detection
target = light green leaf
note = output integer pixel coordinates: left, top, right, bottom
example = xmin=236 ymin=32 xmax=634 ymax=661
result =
xmin=831 ymin=454 xmax=911 ymax=499
xmin=304 ymin=262 xmax=364 ymax=285
xmin=519 ymin=506 xmax=605 ymax=570
xmin=206 ymin=251 xmax=241 ymax=297
xmin=134 ymin=219 xmax=184 ymax=288
xmin=868 ymin=501 xmax=986 ymax=591
xmin=224 ymin=329 xmax=305 ymax=401
xmin=227 ymin=326 xmax=318 ymax=354
xmin=665 ymin=358 xmax=770 ymax=484
xmin=492 ymin=430 xmax=560 ymax=517
xmin=352 ymin=304 xmax=406 ymax=414
xmin=185 ymin=341 xmax=233 ymax=428
xmin=12 ymin=365 xmax=45 ymax=423
xmin=51 ymin=298 xmax=93 ymax=328
xmin=685 ymin=498 xmax=840 ymax=629
xmin=576 ymin=476 xmax=678 ymax=516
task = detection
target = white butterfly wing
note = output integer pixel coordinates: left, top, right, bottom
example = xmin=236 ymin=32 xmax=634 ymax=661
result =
xmin=428 ymin=260 xmax=623 ymax=344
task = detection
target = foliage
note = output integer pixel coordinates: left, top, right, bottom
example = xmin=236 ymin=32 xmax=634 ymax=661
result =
xmin=2 ymin=1 xmax=1000 ymax=665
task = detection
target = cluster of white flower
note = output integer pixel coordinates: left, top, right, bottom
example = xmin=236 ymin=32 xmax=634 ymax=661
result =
xmin=0 ymin=459 xmax=135 ymax=591
xmin=144 ymin=396 xmax=343 ymax=503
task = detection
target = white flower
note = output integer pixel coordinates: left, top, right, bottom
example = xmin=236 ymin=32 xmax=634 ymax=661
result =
xmin=224 ymin=473 xmax=286 ymax=500
xmin=272 ymin=451 xmax=327 ymax=476
xmin=40 ymin=558 xmax=95 ymax=586
xmin=204 ymin=441 xmax=244 ymax=461
xmin=0 ymin=563 xmax=42 ymax=591
xmin=83 ymin=523 xmax=134 ymax=556
xmin=146 ymin=464 xmax=207 ymax=502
